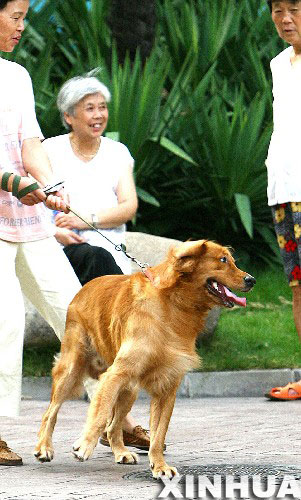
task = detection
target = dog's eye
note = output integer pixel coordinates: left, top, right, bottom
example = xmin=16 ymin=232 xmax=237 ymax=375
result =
xmin=220 ymin=256 xmax=227 ymax=263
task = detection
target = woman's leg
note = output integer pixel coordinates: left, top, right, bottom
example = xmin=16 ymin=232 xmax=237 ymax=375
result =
xmin=0 ymin=240 xmax=24 ymax=418
xmin=265 ymin=203 xmax=301 ymax=400
xmin=63 ymin=243 xmax=122 ymax=286
xmin=16 ymin=237 xmax=81 ymax=341
xmin=272 ymin=203 xmax=301 ymax=341
xmin=0 ymin=239 xmax=24 ymax=465
xmin=292 ymin=285 xmax=301 ymax=342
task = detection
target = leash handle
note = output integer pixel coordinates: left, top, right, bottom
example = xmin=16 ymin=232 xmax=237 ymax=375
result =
xmin=43 ymin=181 xmax=65 ymax=195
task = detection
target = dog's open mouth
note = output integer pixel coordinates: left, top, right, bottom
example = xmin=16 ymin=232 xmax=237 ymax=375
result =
xmin=206 ymin=280 xmax=246 ymax=308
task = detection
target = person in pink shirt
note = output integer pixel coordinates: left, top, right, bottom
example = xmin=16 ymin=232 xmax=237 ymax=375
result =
xmin=0 ymin=0 xmax=82 ymax=465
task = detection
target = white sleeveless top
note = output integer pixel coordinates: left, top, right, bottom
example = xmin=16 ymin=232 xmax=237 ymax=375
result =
xmin=42 ymin=134 xmax=134 ymax=273
xmin=266 ymin=46 xmax=301 ymax=206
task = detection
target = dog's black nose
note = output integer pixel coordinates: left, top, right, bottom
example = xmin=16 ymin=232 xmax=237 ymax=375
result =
xmin=244 ymin=275 xmax=256 ymax=288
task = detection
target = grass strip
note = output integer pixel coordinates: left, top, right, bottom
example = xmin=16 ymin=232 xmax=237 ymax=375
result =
xmin=23 ymin=343 xmax=60 ymax=377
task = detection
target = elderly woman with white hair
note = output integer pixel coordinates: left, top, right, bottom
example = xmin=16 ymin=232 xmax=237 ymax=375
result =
xmin=43 ymin=74 xmax=138 ymax=278
xmin=42 ymin=75 xmax=152 ymax=451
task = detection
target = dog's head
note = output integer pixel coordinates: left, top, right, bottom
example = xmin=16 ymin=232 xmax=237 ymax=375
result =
xmin=153 ymin=239 xmax=255 ymax=308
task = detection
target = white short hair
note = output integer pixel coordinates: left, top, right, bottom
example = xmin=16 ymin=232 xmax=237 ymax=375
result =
xmin=57 ymin=73 xmax=111 ymax=130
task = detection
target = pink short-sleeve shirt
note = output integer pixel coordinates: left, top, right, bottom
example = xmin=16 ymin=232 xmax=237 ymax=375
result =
xmin=0 ymin=58 xmax=53 ymax=242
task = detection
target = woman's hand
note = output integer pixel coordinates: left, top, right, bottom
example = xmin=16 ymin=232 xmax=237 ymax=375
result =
xmin=44 ymin=192 xmax=69 ymax=214
xmin=21 ymin=138 xmax=70 ymax=212
xmin=54 ymin=212 xmax=86 ymax=229
xmin=15 ymin=177 xmax=69 ymax=213
xmin=55 ymin=227 xmax=85 ymax=246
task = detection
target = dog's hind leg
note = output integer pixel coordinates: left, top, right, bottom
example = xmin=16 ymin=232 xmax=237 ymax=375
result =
xmin=35 ymin=334 xmax=87 ymax=463
xmin=149 ymin=379 xmax=181 ymax=479
xmin=106 ymin=386 xmax=139 ymax=464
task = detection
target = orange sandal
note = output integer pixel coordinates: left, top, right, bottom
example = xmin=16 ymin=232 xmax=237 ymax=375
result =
xmin=265 ymin=382 xmax=301 ymax=401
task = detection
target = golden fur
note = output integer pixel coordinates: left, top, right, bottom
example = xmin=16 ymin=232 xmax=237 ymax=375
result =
xmin=35 ymin=239 xmax=255 ymax=478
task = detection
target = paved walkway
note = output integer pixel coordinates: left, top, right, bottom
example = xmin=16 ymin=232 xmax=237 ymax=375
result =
xmin=0 ymin=396 xmax=300 ymax=499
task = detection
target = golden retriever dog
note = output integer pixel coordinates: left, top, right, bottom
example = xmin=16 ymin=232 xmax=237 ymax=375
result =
xmin=34 ymin=240 xmax=255 ymax=478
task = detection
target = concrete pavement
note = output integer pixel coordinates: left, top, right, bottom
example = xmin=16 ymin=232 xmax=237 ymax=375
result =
xmin=1 ymin=396 xmax=301 ymax=499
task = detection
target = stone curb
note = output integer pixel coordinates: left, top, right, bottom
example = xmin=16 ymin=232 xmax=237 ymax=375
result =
xmin=22 ymin=368 xmax=301 ymax=400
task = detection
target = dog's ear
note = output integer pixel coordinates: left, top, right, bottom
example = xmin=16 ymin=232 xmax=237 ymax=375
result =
xmin=153 ymin=240 xmax=208 ymax=288
xmin=173 ymin=240 xmax=207 ymax=259
xmin=173 ymin=240 xmax=207 ymax=273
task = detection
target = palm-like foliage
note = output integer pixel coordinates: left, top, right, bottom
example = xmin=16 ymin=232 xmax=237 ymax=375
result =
xmin=53 ymin=0 xmax=111 ymax=72
xmin=157 ymin=0 xmax=244 ymax=87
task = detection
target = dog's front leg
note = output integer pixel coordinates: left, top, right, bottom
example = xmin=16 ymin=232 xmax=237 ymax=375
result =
xmin=34 ymin=402 xmax=60 ymax=462
xmin=73 ymin=367 xmax=135 ymax=463
xmin=149 ymin=382 xmax=180 ymax=479
xmin=106 ymin=386 xmax=139 ymax=464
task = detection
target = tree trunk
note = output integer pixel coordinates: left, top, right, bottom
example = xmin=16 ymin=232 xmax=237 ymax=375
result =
xmin=108 ymin=0 xmax=156 ymax=64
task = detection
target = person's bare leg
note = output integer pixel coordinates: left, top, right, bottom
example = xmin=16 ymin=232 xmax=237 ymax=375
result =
xmin=292 ymin=285 xmax=301 ymax=342
xmin=122 ymin=413 xmax=138 ymax=432
xmin=284 ymin=285 xmax=301 ymax=392
xmin=265 ymin=285 xmax=301 ymax=399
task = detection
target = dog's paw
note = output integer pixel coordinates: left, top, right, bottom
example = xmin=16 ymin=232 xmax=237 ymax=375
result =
xmin=150 ymin=462 xmax=179 ymax=479
xmin=34 ymin=445 xmax=54 ymax=463
xmin=72 ymin=437 xmax=82 ymax=452
xmin=72 ymin=438 xmax=96 ymax=462
xmin=115 ymin=451 xmax=139 ymax=465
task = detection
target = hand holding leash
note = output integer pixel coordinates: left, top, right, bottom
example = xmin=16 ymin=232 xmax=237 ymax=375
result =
xmin=43 ymin=181 xmax=69 ymax=213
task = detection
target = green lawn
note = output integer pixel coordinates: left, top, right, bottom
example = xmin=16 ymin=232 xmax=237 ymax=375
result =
xmin=23 ymin=343 xmax=60 ymax=377
xmin=197 ymin=269 xmax=301 ymax=371
xmin=23 ymin=268 xmax=301 ymax=376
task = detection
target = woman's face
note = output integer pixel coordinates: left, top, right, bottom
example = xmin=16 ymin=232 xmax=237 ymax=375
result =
xmin=0 ymin=0 xmax=29 ymax=52
xmin=65 ymin=93 xmax=109 ymax=140
xmin=272 ymin=1 xmax=301 ymax=50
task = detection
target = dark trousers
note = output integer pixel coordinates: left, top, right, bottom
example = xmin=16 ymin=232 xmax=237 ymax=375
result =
xmin=63 ymin=243 xmax=123 ymax=286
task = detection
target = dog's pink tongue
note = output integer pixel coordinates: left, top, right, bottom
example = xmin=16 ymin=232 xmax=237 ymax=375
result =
xmin=224 ymin=287 xmax=247 ymax=307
